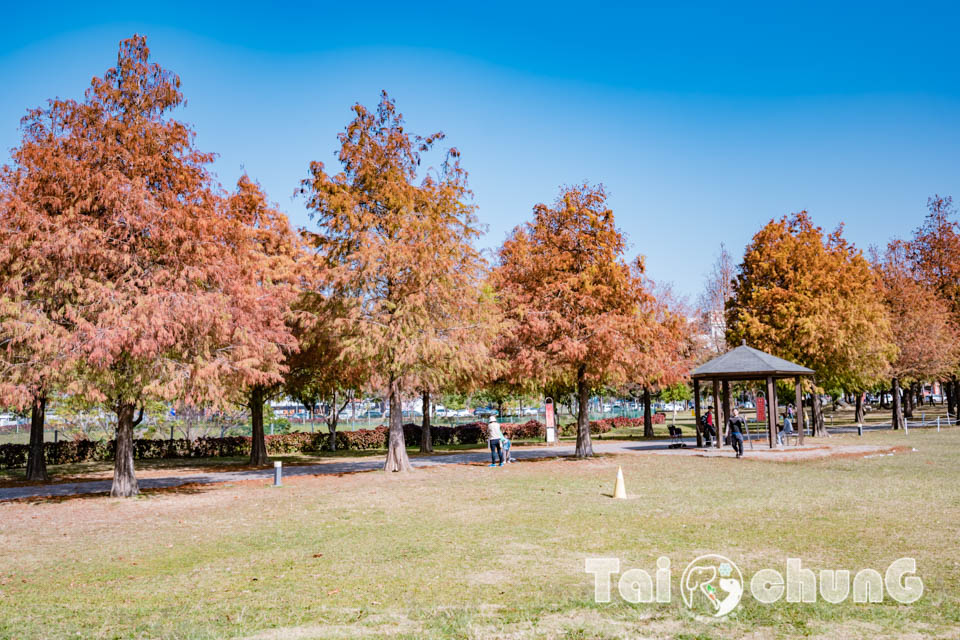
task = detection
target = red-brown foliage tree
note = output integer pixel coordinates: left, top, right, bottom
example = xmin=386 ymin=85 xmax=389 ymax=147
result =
xmin=0 ymin=36 xmax=298 ymax=495
xmin=875 ymin=241 xmax=959 ymax=427
xmin=300 ymin=92 xmax=492 ymax=472
xmin=906 ymin=195 xmax=960 ymax=416
xmin=220 ymin=175 xmax=302 ymax=466
xmin=492 ymin=183 xmax=660 ymax=457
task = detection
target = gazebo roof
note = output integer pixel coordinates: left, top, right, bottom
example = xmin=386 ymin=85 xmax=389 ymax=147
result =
xmin=691 ymin=344 xmax=814 ymax=380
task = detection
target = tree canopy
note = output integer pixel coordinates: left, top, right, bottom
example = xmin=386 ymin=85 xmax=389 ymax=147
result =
xmin=726 ymin=212 xmax=895 ymax=433
xmin=300 ymin=91 xmax=493 ymax=472
xmin=492 ymin=183 xmax=668 ymax=457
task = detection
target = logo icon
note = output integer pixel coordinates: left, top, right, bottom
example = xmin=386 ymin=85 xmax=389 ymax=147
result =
xmin=681 ymin=554 xmax=744 ymax=617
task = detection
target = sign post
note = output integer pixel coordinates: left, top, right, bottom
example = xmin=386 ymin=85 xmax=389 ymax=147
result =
xmin=545 ymin=397 xmax=557 ymax=444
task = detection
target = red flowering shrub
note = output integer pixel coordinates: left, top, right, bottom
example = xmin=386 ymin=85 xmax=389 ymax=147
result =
xmin=501 ymin=420 xmax=546 ymax=439
xmin=335 ymin=427 xmax=388 ymax=450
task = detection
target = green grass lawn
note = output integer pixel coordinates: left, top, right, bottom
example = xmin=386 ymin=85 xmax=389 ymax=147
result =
xmin=0 ymin=427 xmax=957 ymax=638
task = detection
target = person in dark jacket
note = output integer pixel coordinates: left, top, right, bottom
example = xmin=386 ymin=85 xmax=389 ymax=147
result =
xmin=727 ymin=407 xmax=746 ymax=458
xmin=701 ymin=407 xmax=716 ymax=446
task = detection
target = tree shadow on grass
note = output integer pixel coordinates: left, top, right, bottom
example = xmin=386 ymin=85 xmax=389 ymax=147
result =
xmin=14 ymin=482 xmax=214 ymax=505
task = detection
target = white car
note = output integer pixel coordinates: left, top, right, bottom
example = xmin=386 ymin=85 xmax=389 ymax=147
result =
xmin=0 ymin=413 xmax=23 ymax=427
xmin=522 ymin=407 xmax=540 ymax=416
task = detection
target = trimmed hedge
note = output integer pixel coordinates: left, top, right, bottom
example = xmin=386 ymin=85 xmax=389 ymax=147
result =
xmin=0 ymin=423 xmax=485 ymax=469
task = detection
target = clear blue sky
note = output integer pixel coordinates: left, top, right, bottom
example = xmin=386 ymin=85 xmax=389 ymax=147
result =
xmin=2 ymin=1 xmax=958 ymax=299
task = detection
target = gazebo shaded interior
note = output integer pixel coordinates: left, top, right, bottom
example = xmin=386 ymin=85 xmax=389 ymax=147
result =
xmin=690 ymin=344 xmax=815 ymax=449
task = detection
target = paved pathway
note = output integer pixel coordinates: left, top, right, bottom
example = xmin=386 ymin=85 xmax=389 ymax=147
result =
xmin=0 ymin=439 xmax=693 ymax=501
xmin=4 ymin=429 xmax=912 ymax=501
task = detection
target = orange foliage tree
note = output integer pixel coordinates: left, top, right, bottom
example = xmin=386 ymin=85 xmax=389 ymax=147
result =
xmin=906 ymin=195 xmax=960 ymax=416
xmin=283 ymin=295 xmax=367 ymax=452
xmin=874 ymin=241 xmax=958 ymax=427
xmin=220 ymin=176 xmax=302 ymax=465
xmin=300 ymin=92 xmax=492 ymax=472
xmin=726 ymin=212 xmax=895 ymax=435
xmin=492 ymin=183 xmax=660 ymax=457
xmin=0 ymin=36 xmax=297 ymax=496
xmin=635 ymin=283 xmax=700 ymax=438
xmin=0 ymin=176 xmax=77 ymax=482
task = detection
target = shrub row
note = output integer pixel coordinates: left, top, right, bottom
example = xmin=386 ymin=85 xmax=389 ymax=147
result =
xmin=0 ymin=414 xmax=670 ymax=469
xmin=0 ymin=423 xmax=485 ymax=469
xmin=586 ymin=414 xmax=666 ymax=432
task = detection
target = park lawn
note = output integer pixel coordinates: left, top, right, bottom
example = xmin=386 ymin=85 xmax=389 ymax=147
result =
xmin=0 ymin=429 xmax=958 ymax=639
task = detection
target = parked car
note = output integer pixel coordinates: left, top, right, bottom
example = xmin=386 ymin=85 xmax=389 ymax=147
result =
xmin=451 ymin=408 xmax=473 ymax=418
xmin=740 ymin=401 xmax=755 ymax=409
xmin=474 ymin=407 xmax=498 ymax=418
xmin=360 ymin=410 xmax=383 ymax=419
xmin=522 ymin=406 xmax=540 ymax=416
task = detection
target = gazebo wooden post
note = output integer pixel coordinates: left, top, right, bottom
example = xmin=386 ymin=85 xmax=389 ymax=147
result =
xmin=722 ymin=380 xmax=732 ymax=448
xmin=712 ymin=378 xmax=722 ymax=449
xmin=693 ymin=379 xmax=703 ymax=448
xmin=795 ymin=376 xmax=804 ymax=445
xmin=765 ymin=376 xmax=776 ymax=448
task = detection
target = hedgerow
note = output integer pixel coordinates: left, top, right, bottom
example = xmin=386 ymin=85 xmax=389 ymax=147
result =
xmin=0 ymin=413 xmax=670 ymax=469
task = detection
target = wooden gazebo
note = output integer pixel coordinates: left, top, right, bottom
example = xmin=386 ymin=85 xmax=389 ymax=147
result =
xmin=691 ymin=343 xmax=815 ymax=449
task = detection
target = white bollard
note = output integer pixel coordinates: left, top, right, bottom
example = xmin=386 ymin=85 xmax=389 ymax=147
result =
xmin=274 ymin=461 xmax=282 ymax=487
xmin=937 ymin=417 xmax=941 ymax=432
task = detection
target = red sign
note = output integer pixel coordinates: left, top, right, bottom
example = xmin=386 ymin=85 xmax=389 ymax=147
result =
xmin=756 ymin=397 xmax=766 ymax=423
xmin=545 ymin=399 xmax=556 ymax=443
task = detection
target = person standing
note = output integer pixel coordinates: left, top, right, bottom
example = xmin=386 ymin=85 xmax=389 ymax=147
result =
xmin=727 ymin=407 xmax=746 ymax=458
xmin=487 ymin=415 xmax=504 ymax=467
xmin=778 ymin=404 xmax=795 ymax=445
xmin=702 ymin=406 xmax=716 ymax=446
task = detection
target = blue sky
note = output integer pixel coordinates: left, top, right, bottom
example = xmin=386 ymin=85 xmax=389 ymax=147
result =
xmin=2 ymin=1 xmax=958 ymax=299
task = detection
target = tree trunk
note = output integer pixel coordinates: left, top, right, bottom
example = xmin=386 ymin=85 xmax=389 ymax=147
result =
xmin=249 ymin=385 xmax=269 ymax=466
xmin=384 ymin=377 xmax=413 ymax=472
xmin=891 ymin=377 xmax=904 ymax=430
xmin=574 ymin=366 xmax=593 ymax=458
xmin=643 ymin=387 xmax=654 ymax=438
xmin=25 ymin=392 xmax=48 ymax=483
xmin=947 ymin=379 xmax=957 ymax=417
xmin=854 ymin=392 xmax=865 ymax=424
xmin=811 ymin=391 xmax=827 ymax=437
xmin=903 ymin=383 xmax=914 ymax=418
xmin=420 ymin=390 xmax=432 ymax=453
xmin=111 ymin=403 xmax=140 ymax=497
xmin=327 ymin=391 xmax=339 ymax=452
